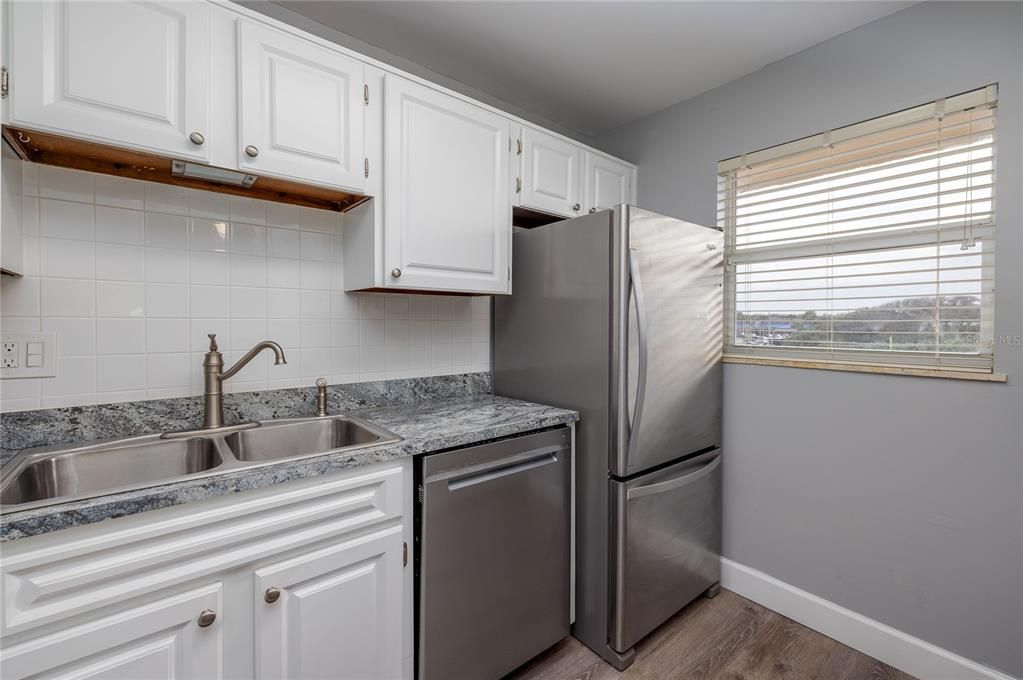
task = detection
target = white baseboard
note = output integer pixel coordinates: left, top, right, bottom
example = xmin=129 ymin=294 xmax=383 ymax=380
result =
xmin=720 ymin=558 xmax=1019 ymax=680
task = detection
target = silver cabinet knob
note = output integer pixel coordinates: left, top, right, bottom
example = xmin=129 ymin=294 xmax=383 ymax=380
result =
xmin=264 ymin=587 xmax=281 ymax=604
xmin=197 ymin=609 xmax=217 ymax=627
xmin=189 ymin=131 xmax=206 ymax=146
xmin=572 ymin=203 xmax=581 ymax=212
xmin=589 ymin=207 xmax=598 ymax=214
xmin=391 ymin=268 xmax=402 ymax=278
xmin=245 ymin=145 xmax=259 ymax=158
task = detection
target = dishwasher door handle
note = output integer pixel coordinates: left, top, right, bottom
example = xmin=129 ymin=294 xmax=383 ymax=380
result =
xmin=444 ymin=446 xmax=563 ymax=491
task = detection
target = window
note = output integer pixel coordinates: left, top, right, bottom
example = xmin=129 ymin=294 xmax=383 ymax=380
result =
xmin=718 ymin=85 xmax=997 ymax=373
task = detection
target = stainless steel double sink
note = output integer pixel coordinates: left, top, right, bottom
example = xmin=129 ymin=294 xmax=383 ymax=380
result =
xmin=0 ymin=416 xmax=402 ymax=512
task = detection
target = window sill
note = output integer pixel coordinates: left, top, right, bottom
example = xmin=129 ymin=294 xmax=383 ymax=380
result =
xmin=721 ymin=355 xmax=1008 ymax=383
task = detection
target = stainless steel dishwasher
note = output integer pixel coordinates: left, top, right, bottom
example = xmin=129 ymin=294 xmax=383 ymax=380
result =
xmin=416 ymin=427 xmax=572 ymax=680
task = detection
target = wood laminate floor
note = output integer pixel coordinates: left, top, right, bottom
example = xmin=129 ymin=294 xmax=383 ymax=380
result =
xmin=506 ymin=589 xmax=917 ymax=680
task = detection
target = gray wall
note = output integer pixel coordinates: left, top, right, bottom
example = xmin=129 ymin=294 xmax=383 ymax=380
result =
xmin=597 ymin=2 xmax=1023 ymax=676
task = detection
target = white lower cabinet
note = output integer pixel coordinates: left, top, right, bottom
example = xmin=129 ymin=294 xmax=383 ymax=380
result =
xmin=1 ymin=584 xmax=224 ymax=680
xmin=0 ymin=460 xmax=412 ymax=680
xmin=255 ymin=524 xmax=404 ymax=680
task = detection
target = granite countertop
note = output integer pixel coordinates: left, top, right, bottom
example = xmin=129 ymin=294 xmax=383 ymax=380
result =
xmin=0 ymin=394 xmax=578 ymax=543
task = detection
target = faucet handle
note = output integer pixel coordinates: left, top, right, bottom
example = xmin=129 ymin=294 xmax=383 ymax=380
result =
xmin=315 ymin=378 xmax=328 ymax=417
xmin=207 ymin=334 xmax=219 ymax=352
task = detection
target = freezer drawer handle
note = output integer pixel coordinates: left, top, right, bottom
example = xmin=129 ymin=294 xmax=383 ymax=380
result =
xmin=626 ymin=454 xmax=721 ymax=500
xmin=445 ymin=448 xmax=562 ymax=491
xmin=627 ymin=248 xmax=649 ymax=457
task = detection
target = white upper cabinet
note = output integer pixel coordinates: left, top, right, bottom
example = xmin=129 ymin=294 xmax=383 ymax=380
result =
xmin=254 ymin=525 xmax=404 ymax=680
xmin=585 ymin=152 xmax=635 ymax=212
xmin=516 ymin=126 xmax=585 ymax=218
xmin=9 ymin=0 xmax=211 ymax=162
xmin=236 ymin=20 xmax=365 ymax=191
xmin=384 ymin=74 xmax=511 ymax=294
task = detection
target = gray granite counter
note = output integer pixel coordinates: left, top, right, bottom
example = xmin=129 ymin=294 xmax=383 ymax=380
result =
xmin=0 ymin=393 xmax=577 ymax=542
xmin=0 ymin=372 xmax=493 ymax=463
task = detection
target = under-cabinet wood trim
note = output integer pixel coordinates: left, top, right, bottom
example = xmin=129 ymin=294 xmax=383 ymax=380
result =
xmin=722 ymin=355 xmax=1008 ymax=382
xmin=3 ymin=126 xmax=370 ymax=212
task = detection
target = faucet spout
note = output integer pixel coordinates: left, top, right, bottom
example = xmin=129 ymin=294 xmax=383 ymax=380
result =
xmin=220 ymin=341 xmax=287 ymax=381
xmin=200 ymin=335 xmax=288 ymax=430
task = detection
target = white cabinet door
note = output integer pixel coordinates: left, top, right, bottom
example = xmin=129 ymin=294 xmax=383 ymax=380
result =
xmin=0 ymin=584 xmax=224 ymax=680
xmin=9 ymin=0 xmax=211 ymax=162
xmin=237 ymin=20 xmax=365 ymax=191
xmin=585 ymin=153 xmax=633 ymax=212
xmin=385 ymin=75 xmax=511 ymax=294
xmin=254 ymin=524 xmax=404 ymax=680
xmin=518 ymin=126 xmax=584 ymax=218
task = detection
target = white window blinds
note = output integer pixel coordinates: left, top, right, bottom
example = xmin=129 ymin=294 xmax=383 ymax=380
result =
xmin=718 ymin=85 xmax=997 ymax=372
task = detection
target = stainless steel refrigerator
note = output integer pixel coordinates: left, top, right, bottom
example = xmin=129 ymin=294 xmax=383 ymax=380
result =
xmin=493 ymin=205 xmax=723 ymax=670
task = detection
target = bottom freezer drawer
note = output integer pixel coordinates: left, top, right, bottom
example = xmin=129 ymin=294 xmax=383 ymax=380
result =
xmin=610 ymin=448 xmax=722 ymax=653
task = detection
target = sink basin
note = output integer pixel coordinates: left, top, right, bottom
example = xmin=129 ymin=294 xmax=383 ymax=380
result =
xmin=225 ymin=416 xmax=398 ymax=462
xmin=1 ymin=415 xmax=402 ymax=512
xmin=0 ymin=438 xmax=223 ymax=507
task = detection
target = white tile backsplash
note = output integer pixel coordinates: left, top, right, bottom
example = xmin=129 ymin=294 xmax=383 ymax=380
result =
xmin=145 ymin=212 xmax=189 ymax=249
xmin=95 ymin=243 xmax=145 ymax=282
xmin=1 ymin=163 xmax=491 ymax=412
xmin=42 ymin=278 xmax=95 ymax=317
xmin=144 ymin=183 xmax=188 ymax=216
xmin=231 ymin=223 xmax=266 ymax=255
xmin=96 ymin=281 xmax=145 ymax=317
xmin=95 ymin=174 xmax=146 ymax=211
xmin=97 ymin=318 xmax=146 ymax=355
xmin=38 ymin=165 xmax=95 ymax=203
xmin=190 ymin=218 xmax=230 ymax=252
xmin=95 ymin=206 xmax=145 ymax=245
xmin=40 ymin=238 xmax=95 ymax=279
xmin=146 ymin=283 xmax=189 ymax=318
xmin=40 ymin=198 xmax=95 ymax=240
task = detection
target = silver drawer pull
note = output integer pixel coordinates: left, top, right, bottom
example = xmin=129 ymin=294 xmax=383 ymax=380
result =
xmin=627 ymin=454 xmax=721 ymax=500
xmin=447 ymin=451 xmax=559 ymax=491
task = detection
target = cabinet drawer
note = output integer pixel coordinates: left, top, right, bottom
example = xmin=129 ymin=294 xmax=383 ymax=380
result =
xmin=1 ymin=463 xmax=405 ymax=637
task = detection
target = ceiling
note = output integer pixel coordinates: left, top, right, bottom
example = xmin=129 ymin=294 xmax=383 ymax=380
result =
xmin=271 ymin=1 xmax=914 ymax=138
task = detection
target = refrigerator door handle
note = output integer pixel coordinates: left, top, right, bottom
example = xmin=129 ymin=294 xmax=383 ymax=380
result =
xmin=626 ymin=453 xmax=722 ymax=500
xmin=627 ymin=248 xmax=649 ymax=458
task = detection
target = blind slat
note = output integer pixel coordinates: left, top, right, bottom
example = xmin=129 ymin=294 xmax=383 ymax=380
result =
xmin=721 ymin=150 xmax=993 ymax=212
xmin=730 ymin=168 xmax=993 ymax=222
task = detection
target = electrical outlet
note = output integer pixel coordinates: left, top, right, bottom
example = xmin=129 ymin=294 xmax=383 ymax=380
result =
xmin=1 ymin=333 xmax=57 ymax=379
xmin=1 ymin=342 xmax=17 ymax=368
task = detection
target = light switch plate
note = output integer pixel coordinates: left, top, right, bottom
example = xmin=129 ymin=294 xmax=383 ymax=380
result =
xmin=1 ymin=332 xmax=57 ymax=379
